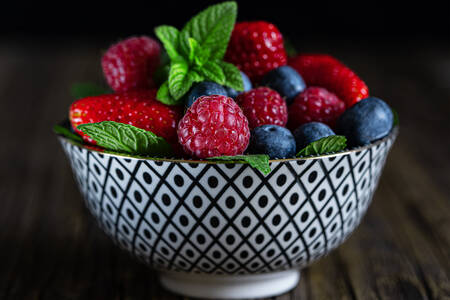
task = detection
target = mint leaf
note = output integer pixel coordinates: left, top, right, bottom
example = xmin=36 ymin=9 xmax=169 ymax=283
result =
xmin=197 ymin=61 xmax=225 ymax=84
xmin=297 ymin=136 xmax=347 ymax=157
xmin=284 ymin=38 xmax=297 ymax=57
xmin=218 ymin=61 xmax=244 ymax=91
xmin=78 ymin=121 xmax=172 ymax=156
xmin=188 ymin=38 xmax=211 ymax=67
xmin=181 ymin=1 xmax=237 ymax=60
xmin=71 ymin=82 xmax=110 ymax=99
xmin=392 ymin=107 xmax=399 ymax=126
xmin=168 ymin=57 xmax=192 ymax=100
xmin=156 ymin=81 xmax=180 ymax=105
xmin=53 ymin=124 xmax=83 ymax=143
xmin=187 ymin=69 xmax=204 ymax=84
xmin=154 ymin=25 xmax=180 ymax=60
xmin=207 ymin=154 xmax=271 ymax=175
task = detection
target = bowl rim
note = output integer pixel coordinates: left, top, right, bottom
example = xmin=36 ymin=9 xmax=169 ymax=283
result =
xmin=57 ymin=126 xmax=398 ymax=164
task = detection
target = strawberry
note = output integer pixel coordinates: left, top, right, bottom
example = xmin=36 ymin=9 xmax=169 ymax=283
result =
xmin=288 ymin=54 xmax=369 ymax=107
xmin=69 ymin=90 xmax=182 ymax=145
xmin=225 ymin=21 xmax=287 ymax=83
xmin=102 ymin=36 xmax=161 ymax=93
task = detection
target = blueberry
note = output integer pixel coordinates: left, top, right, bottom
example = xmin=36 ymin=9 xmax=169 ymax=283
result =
xmin=260 ymin=66 xmax=306 ymax=105
xmin=294 ymin=122 xmax=335 ymax=150
xmin=225 ymin=72 xmax=252 ymax=99
xmin=185 ymin=81 xmax=228 ymax=108
xmin=336 ymin=97 xmax=393 ymax=147
xmin=248 ymin=125 xmax=296 ymax=159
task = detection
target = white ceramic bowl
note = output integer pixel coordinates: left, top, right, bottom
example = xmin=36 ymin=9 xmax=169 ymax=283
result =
xmin=58 ymin=128 xmax=397 ymax=299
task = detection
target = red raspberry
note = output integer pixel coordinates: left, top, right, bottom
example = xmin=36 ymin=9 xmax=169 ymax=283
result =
xmin=102 ymin=36 xmax=161 ymax=92
xmin=288 ymin=54 xmax=369 ymax=107
xmin=288 ymin=87 xmax=346 ymax=130
xmin=225 ymin=21 xmax=287 ymax=83
xmin=177 ymin=95 xmax=250 ymax=158
xmin=69 ymin=90 xmax=182 ymax=145
xmin=236 ymin=87 xmax=287 ymax=129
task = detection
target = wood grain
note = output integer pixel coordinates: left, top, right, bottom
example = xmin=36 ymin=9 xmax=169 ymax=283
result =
xmin=0 ymin=40 xmax=449 ymax=300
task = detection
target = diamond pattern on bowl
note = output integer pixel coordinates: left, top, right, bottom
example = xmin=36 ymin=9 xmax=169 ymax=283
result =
xmin=59 ymin=131 xmax=396 ymax=275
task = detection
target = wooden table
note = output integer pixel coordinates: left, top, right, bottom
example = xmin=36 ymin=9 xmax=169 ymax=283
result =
xmin=0 ymin=39 xmax=449 ymax=299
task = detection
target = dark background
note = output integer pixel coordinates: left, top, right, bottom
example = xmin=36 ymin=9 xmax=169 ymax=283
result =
xmin=2 ymin=0 xmax=450 ymax=41
xmin=0 ymin=1 xmax=449 ymax=299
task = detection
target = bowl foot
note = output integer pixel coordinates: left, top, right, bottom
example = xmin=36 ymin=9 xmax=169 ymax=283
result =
xmin=159 ymin=269 xmax=300 ymax=299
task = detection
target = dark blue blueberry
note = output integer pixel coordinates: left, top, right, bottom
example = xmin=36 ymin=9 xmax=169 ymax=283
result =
xmin=184 ymin=81 xmax=228 ymax=108
xmin=248 ymin=125 xmax=296 ymax=159
xmin=224 ymin=72 xmax=252 ymax=99
xmin=294 ymin=122 xmax=335 ymax=150
xmin=336 ymin=97 xmax=393 ymax=147
xmin=260 ymin=66 xmax=306 ymax=105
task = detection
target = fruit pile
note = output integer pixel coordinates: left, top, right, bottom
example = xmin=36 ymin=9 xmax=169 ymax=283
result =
xmin=60 ymin=2 xmax=395 ymax=173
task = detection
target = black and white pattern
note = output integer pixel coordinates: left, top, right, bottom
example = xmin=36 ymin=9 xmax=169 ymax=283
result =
xmin=59 ymin=132 xmax=396 ymax=275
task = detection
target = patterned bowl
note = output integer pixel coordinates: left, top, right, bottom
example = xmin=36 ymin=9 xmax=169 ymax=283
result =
xmin=58 ymin=128 xmax=397 ymax=299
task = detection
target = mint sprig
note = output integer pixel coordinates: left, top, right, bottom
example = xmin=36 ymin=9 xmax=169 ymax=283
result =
xmin=78 ymin=121 xmax=172 ymax=156
xmin=154 ymin=1 xmax=243 ymax=105
xmin=207 ymin=154 xmax=271 ymax=175
xmin=297 ymin=136 xmax=347 ymax=157
xmin=71 ymin=82 xmax=111 ymax=99
xmin=53 ymin=124 xmax=83 ymax=143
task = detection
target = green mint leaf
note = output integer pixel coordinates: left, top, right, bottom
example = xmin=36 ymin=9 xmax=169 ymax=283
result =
xmin=53 ymin=124 xmax=83 ymax=143
xmin=156 ymin=81 xmax=181 ymax=105
xmin=218 ymin=61 xmax=244 ymax=91
xmin=297 ymin=136 xmax=347 ymax=157
xmin=187 ymin=69 xmax=204 ymax=83
xmin=168 ymin=57 xmax=192 ymax=100
xmin=284 ymin=38 xmax=297 ymax=57
xmin=194 ymin=46 xmax=211 ymax=67
xmin=181 ymin=1 xmax=237 ymax=60
xmin=154 ymin=25 xmax=180 ymax=60
xmin=71 ymin=82 xmax=110 ymax=99
xmin=78 ymin=121 xmax=172 ymax=156
xmin=392 ymin=107 xmax=399 ymax=126
xmin=178 ymin=30 xmax=191 ymax=59
xmin=207 ymin=154 xmax=271 ymax=175
xmin=197 ymin=61 xmax=225 ymax=84
xmin=187 ymin=37 xmax=198 ymax=63
xmin=188 ymin=38 xmax=211 ymax=67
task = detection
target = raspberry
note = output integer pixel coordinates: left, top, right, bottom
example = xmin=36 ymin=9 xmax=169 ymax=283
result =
xmin=236 ymin=87 xmax=287 ymax=129
xmin=288 ymin=54 xmax=369 ymax=107
xmin=177 ymin=95 xmax=250 ymax=158
xmin=102 ymin=36 xmax=161 ymax=92
xmin=225 ymin=21 xmax=287 ymax=83
xmin=288 ymin=87 xmax=346 ymax=130
xmin=69 ymin=90 xmax=182 ymax=145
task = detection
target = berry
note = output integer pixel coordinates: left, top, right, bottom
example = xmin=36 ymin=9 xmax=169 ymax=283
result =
xmin=288 ymin=54 xmax=369 ymax=107
xmin=288 ymin=87 xmax=345 ymax=130
xmin=248 ymin=125 xmax=296 ymax=159
xmin=293 ymin=122 xmax=335 ymax=150
xmin=336 ymin=97 xmax=393 ymax=147
xmin=102 ymin=36 xmax=161 ymax=92
xmin=225 ymin=71 xmax=253 ymax=99
xmin=236 ymin=87 xmax=287 ymax=129
xmin=177 ymin=95 xmax=250 ymax=158
xmin=260 ymin=66 xmax=306 ymax=104
xmin=184 ymin=81 xmax=228 ymax=108
xmin=69 ymin=90 xmax=181 ymax=145
xmin=225 ymin=21 xmax=287 ymax=83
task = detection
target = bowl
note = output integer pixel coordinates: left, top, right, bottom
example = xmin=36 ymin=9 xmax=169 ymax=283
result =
xmin=58 ymin=128 xmax=397 ymax=299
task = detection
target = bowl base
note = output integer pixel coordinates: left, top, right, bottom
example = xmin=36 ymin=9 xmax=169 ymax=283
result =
xmin=159 ymin=269 xmax=300 ymax=299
